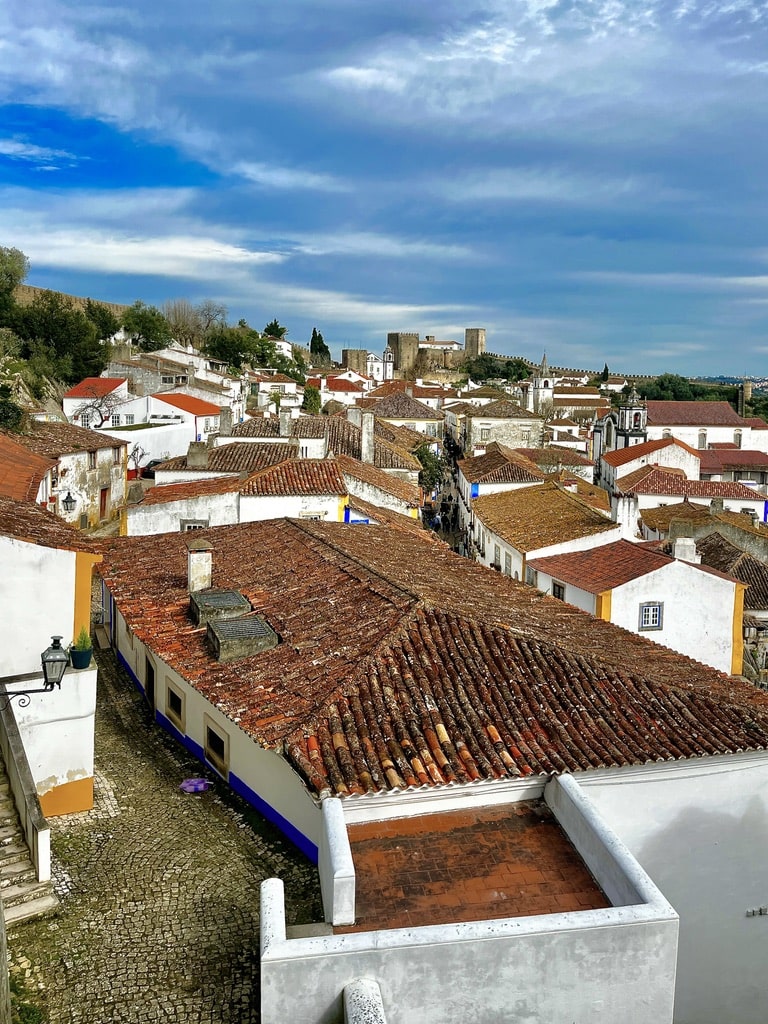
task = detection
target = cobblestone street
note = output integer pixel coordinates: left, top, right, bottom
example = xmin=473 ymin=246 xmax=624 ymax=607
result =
xmin=6 ymin=647 xmax=322 ymax=1023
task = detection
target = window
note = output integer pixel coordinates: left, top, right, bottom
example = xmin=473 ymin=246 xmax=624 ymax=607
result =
xmin=166 ymin=683 xmax=185 ymax=732
xmin=662 ymin=429 xmax=672 ymax=439
xmin=180 ymin=519 xmax=209 ymax=532
xmin=88 ymin=450 xmax=97 ymax=470
xmin=480 ymin=427 xmax=491 ymax=441
xmin=639 ymin=602 xmax=664 ymax=630
xmin=504 ymin=552 xmax=512 ymax=576
xmin=734 ymin=429 xmax=743 ymax=448
xmin=125 ymin=414 xmax=135 ymax=425
xmin=698 ymin=429 xmax=707 ymax=449
xmin=521 ymin=430 xmax=531 ymax=444
xmin=552 ymin=582 xmax=566 ymax=601
xmin=204 ymin=717 xmax=229 ymax=776
xmin=112 ymin=446 xmax=121 ymax=465
xmin=526 ymin=567 xmax=538 ymax=587
xmin=111 ymin=414 xmax=120 ymax=427
xmin=204 ymin=418 xmax=211 ymax=431
xmin=493 ymin=544 xmax=501 ymax=567
xmin=299 ymin=512 xmax=325 ymax=520
xmin=161 ymin=375 xmax=174 ymax=385
xmin=81 ymin=412 xmax=91 ymax=429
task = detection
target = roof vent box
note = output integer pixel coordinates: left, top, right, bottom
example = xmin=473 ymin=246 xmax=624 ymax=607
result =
xmin=207 ymin=616 xmax=279 ymax=662
xmin=190 ymin=588 xmax=251 ymax=626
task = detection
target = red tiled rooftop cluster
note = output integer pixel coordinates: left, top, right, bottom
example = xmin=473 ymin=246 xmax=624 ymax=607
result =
xmin=97 ymin=519 xmax=768 ymax=798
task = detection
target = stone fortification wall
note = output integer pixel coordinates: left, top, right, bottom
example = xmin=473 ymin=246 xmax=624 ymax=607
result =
xmin=14 ymin=284 xmax=129 ymax=316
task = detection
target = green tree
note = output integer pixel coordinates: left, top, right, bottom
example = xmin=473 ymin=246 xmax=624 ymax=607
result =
xmin=16 ymin=291 xmax=106 ymax=382
xmin=461 ymin=353 xmax=530 ymax=382
xmin=415 ymin=443 xmax=445 ymax=494
xmin=302 ymin=384 xmax=321 ymax=414
xmin=309 ymin=327 xmax=331 ymax=364
xmin=264 ymin=318 xmax=287 ymax=339
xmin=601 ymin=363 xmax=610 ymax=382
xmin=0 ymin=246 xmax=29 ymax=297
xmin=122 ymin=300 xmax=172 ymax=351
xmin=84 ymin=299 xmax=120 ymax=342
xmin=0 ymin=384 xmax=22 ymax=431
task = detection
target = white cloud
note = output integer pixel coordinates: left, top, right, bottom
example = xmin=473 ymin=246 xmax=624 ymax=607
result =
xmin=289 ymin=231 xmax=474 ymax=260
xmin=0 ymin=138 xmax=77 ymax=165
xmin=576 ymin=270 xmax=768 ymax=292
xmin=233 ymin=162 xmax=348 ymax=193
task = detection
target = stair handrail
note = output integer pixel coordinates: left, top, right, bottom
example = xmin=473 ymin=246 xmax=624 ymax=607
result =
xmin=0 ymin=703 xmax=50 ymax=883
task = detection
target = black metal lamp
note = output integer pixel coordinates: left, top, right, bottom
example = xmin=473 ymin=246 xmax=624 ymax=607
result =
xmin=40 ymin=636 xmax=69 ymax=690
xmin=61 ymin=492 xmax=76 ymax=513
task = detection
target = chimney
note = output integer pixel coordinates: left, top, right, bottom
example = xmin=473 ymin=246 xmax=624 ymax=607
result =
xmin=405 ymin=385 xmax=413 ymax=398
xmin=187 ymin=538 xmax=213 ymax=593
xmin=347 ymin=406 xmax=363 ymax=429
xmin=710 ymin=497 xmax=724 ymax=513
xmin=187 ymin=442 xmax=208 ymax=469
xmin=672 ymin=535 xmax=701 ymax=563
xmin=361 ymin=411 xmax=375 ymax=464
xmin=279 ymin=409 xmax=292 ymax=437
xmin=219 ymin=405 xmax=232 ymax=435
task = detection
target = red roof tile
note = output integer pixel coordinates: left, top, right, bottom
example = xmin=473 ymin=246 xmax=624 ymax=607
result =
xmin=335 ymin=454 xmax=421 ymax=506
xmin=0 ymin=495 xmax=97 ymax=551
xmin=4 ymin=421 xmax=122 ymax=457
xmin=240 ymin=460 xmax=347 ymax=497
xmin=63 ymin=377 xmax=126 ymax=399
xmin=601 ymin=437 xmax=700 ymax=468
xmin=0 ymin=433 xmax=55 ymax=502
xmin=152 ymin=393 xmax=222 ymax=416
xmin=528 ymin=539 xmax=676 ymax=592
xmin=645 ymin=400 xmax=744 ymax=427
xmin=158 ymin=442 xmax=298 ymax=475
xmin=97 ymin=520 xmax=768 ymax=797
xmin=617 ymin=466 xmax=763 ymax=500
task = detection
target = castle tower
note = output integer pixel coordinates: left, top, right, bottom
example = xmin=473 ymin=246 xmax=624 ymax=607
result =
xmin=464 ymin=328 xmax=486 ymax=360
xmin=386 ymin=332 xmax=420 ymax=375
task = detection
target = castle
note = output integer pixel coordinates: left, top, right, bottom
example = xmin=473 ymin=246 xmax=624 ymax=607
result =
xmin=342 ymin=328 xmax=486 ymax=380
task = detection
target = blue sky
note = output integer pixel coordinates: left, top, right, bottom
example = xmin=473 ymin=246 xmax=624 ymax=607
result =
xmin=3 ymin=0 xmax=768 ymax=375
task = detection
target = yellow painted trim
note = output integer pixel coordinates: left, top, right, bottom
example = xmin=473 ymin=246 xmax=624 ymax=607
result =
xmin=732 ymin=583 xmax=746 ymax=676
xmin=338 ymin=496 xmax=348 ymax=522
xmin=119 ymin=507 xmax=128 ymax=536
xmin=39 ymin=776 xmax=93 ymax=816
xmin=595 ymin=590 xmax=612 ymax=621
xmin=74 ymin=550 xmax=103 ymax=641
xmin=409 ymin=507 xmax=418 ymax=519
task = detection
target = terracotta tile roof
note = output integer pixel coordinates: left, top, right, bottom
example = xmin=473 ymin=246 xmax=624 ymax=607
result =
xmin=544 ymin=473 xmax=611 ymax=512
xmin=232 ymin=416 xmax=327 ymax=440
xmin=645 ymin=400 xmax=744 ymax=427
xmin=334 ymin=454 xmax=421 ymax=506
xmin=742 ymin=417 xmax=768 ymax=430
xmin=693 ymin=533 xmax=768 ymax=609
xmin=240 ymin=460 xmax=347 ymax=497
xmin=63 ymin=377 xmax=126 ymax=399
xmin=472 ymin=481 xmax=616 ymax=552
xmin=528 ymin=538 xmax=677 ymax=592
xmin=0 ymin=433 xmax=55 ymax=502
xmin=639 ymin=500 xmax=712 ymax=532
xmin=461 ymin=386 xmax=508 ymax=401
xmin=468 ymin=399 xmax=538 ymax=420
xmin=359 ymin=392 xmax=443 ymax=421
xmin=698 ymin=449 xmax=768 ymax=472
xmin=325 ymin=418 xmax=421 ymax=471
xmin=309 ymin=377 xmax=364 ymax=393
xmin=552 ymin=397 xmax=609 ymax=409
xmin=458 ymin=444 xmax=544 ymax=485
xmin=140 ymin=475 xmax=244 ymax=506
xmin=97 ymin=519 xmax=768 ymax=798
xmin=152 ymin=393 xmax=222 ymax=417
xmin=159 ymin=442 xmax=298 ymax=474
xmin=515 ymin=446 xmax=593 ymax=468
xmin=373 ymin=420 xmax=427 ymax=453
xmin=617 ymin=466 xmax=763 ymax=500
xmin=369 ymin=381 xmax=458 ymax=401
xmin=444 ymin=401 xmax=480 ymax=415
xmin=5 ymin=421 xmax=122 ymax=457
xmin=601 ymin=437 xmax=700 ymax=468
xmin=347 ymin=496 xmax=438 ymax=538
xmin=0 ymin=495 xmax=97 ymax=551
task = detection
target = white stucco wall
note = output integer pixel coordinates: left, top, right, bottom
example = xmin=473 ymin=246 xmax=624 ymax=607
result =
xmin=126 ymin=492 xmax=239 ymax=535
xmin=647 ymin=423 xmax=762 ymax=452
xmin=609 ymin=560 xmax=737 ymax=673
xmin=601 ymin=445 xmax=701 ymax=490
xmin=12 ymin=666 xmax=97 ymax=799
xmin=0 ymin=537 xmax=77 ymax=675
xmin=260 ymin=776 xmax=678 ymax=1024
xmin=342 ymin=477 xmax=414 ymax=517
xmin=105 ymin=422 xmax=194 ymax=464
xmin=580 ymin=753 xmax=768 ymax=1024
xmin=240 ymin=493 xmax=345 ymax=523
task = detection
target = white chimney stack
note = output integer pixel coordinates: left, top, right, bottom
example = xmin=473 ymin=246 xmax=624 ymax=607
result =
xmin=187 ymin=538 xmax=213 ymax=593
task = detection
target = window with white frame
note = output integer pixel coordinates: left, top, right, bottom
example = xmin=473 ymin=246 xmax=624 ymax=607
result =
xmin=81 ymin=412 xmax=91 ymax=428
xmin=112 ymin=446 xmax=121 ymax=465
xmin=526 ymin=566 xmax=538 ymax=586
xmin=88 ymin=450 xmax=97 ymax=470
xmin=480 ymin=427 xmax=491 ymax=441
xmin=504 ymin=552 xmax=512 ymax=576
xmin=161 ymin=375 xmax=174 ymax=384
xmin=639 ymin=601 xmax=663 ymax=630
xmin=111 ymin=414 xmax=120 ymax=427
xmin=204 ymin=418 xmax=211 ymax=431
xmin=698 ymin=430 xmax=707 ymax=449
xmin=180 ymin=519 xmax=209 ymax=532
xmin=125 ymin=414 xmax=135 ymax=425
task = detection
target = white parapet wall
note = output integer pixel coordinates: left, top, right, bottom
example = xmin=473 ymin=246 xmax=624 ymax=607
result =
xmin=260 ymin=775 xmax=679 ymax=1024
xmin=319 ymin=798 xmax=355 ymax=926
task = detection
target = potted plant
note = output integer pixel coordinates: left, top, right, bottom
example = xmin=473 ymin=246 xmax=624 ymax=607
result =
xmin=70 ymin=625 xmax=93 ymax=670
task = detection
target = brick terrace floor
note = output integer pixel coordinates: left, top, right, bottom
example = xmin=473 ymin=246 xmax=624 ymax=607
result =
xmin=336 ymin=802 xmax=609 ymax=934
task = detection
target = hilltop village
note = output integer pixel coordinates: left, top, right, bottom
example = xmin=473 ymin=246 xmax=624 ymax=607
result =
xmin=3 ymin=318 xmax=768 ymax=1024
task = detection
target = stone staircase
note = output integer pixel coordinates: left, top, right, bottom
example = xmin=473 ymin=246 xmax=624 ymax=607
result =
xmin=0 ymin=770 xmax=58 ymax=926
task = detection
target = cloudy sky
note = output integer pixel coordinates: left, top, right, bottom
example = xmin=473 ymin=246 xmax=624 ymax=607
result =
xmin=3 ymin=0 xmax=768 ymax=375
